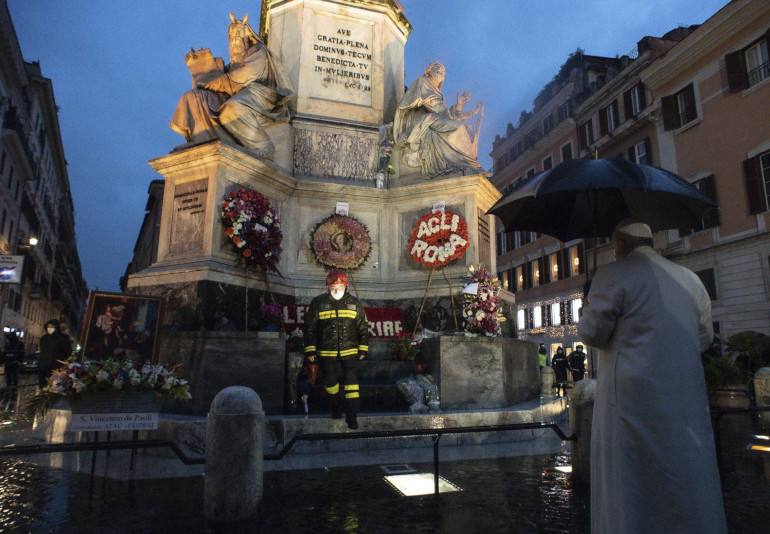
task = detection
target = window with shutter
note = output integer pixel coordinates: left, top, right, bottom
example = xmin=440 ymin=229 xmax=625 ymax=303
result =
xmin=725 ymin=50 xmax=748 ymax=92
xmin=561 ymin=142 xmax=573 ymax=162
xmin=743 ymin=153 xmax=768 ymax=215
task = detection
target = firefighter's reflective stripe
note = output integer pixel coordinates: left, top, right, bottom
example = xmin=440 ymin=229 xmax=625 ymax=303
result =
xmin=305 ymin=345 xmax=316 ymax=354
xmin=325 ymin=383 xmax=340 ymax=395
xmin=318 ymin=310 xmax=358 ymax=320
xmin=357 ymin=345 xmax=368 ymax=352
xmin=318 ymin=348 xmax=358 ymax=358
xmin=344 ymin=384 xmax=359 ymax=399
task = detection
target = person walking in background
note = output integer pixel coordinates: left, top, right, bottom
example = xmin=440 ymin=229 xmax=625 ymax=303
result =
xmin=537 ymin=343 xmax=548 ymax=371
xmin=578 ymin=219 xmax=726 ymax=533
xmin=2 ymin=332 xmax=24 ymax=405
xmin=38 ymin=319 xmax=72 ymax=388
xmin=550 ymin=346 xmax=568 ymax=396
xmin=568 ymin=345 xmax=585 ymax=382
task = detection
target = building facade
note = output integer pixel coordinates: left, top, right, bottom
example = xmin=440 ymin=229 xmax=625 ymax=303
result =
xmin=0 ymin=0 xmax=88 ymax=351
xmin=491 ymin=0 xmax=770 ymax=358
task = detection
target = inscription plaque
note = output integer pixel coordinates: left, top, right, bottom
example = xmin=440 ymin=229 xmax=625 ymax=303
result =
xmin=170 ymin=179 xmax=208 ymax=256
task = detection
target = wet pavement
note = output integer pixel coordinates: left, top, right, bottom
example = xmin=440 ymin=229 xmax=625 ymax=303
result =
xmin=1 ymin=377 xmax=769 ymax=533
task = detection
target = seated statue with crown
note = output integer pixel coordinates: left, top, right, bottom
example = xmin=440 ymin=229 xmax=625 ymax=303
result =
xmin=170 ymin=13 xmax=294 ymax=159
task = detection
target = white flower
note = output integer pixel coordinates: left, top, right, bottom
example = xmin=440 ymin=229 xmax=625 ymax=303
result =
xmin=112 ymin=378 xmax=125 ymax=390
xmin=73 ymin=380 xmax=87 ymax=393
xmin=475 ymin=310 xmax=486 ymax=321
xmin=96 ymin=370 xmax=109 ymax=383
xmin=129 ymin=368 xmax=142 ymax=386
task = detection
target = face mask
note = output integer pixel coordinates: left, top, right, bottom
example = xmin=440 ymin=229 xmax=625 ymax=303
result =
xmin=47 ymin=327 xmax=56 ymax=335
xmin=330 ymin=288 xmax=345 ymax=300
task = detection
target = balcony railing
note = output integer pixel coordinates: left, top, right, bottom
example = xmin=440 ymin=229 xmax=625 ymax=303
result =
xmin=747 ymin=60 xmax=770 ymax=87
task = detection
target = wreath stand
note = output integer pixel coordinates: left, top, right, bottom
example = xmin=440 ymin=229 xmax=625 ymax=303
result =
xmin=243 ymin=265 xmax=277 ymax=332
xmin=412 ymin=265 xmax=459 ymax=336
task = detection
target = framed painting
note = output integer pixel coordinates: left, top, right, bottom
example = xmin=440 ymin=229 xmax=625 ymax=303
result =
xmin=79 ymin=291 xmax=164 ymax=364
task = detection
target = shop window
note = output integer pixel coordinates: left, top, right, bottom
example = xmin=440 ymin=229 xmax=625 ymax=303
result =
xmin=516 ymin=309 xmax=525 ymax=331
xmin=571 ymin=298 xmax=583 ymax=323
xmin=532 ymin=306 xmax=542 ymax=328
xmin=551 ymin=302 xmax=561 ymax=326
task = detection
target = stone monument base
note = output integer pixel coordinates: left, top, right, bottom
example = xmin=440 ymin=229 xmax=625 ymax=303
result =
xmin=420 ymin=335 xmax=539 ymax=410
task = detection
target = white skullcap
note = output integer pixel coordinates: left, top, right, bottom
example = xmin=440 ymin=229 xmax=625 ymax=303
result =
xmin=614 ymin=219 xmax=652 ymax=239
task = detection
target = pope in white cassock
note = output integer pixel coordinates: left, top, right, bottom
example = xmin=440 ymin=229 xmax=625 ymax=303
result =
xmin=578 ymin=220 xmax=727 ymax=534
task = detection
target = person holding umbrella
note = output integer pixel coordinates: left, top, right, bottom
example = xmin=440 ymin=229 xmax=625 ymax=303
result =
xmin=578 ymin=219 xmax=726 ymax=533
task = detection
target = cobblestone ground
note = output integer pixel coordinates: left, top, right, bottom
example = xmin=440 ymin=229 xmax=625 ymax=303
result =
xmin=0 ymin=379 xmax=768 ymax=533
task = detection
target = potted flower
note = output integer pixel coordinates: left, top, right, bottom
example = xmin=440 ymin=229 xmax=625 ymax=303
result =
xmin=702 ymin=353 xmax=750 ymax=408
xmin=261 ymin=303 xmax=283 ymax=332
xmin=26 ymin=357 xmax=191 ymax=419
xmin=387 ymin=333 xmax=420 ymax=361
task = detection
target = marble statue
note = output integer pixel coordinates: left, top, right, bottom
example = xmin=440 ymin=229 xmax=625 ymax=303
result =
xmin=170 ymin=13 xmax=294 ymax=158
xmin=393 ymin=62 xmax=484 ymax=177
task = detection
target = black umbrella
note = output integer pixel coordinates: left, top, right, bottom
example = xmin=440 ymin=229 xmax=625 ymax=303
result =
xmin=486 ymin=156 xmax=717 ymax=243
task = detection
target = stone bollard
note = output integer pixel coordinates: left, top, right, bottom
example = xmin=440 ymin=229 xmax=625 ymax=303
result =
xmin=754 ymin=367 xmax=770 ymax=429
xmin=205 ymin=386 xmax=264 ymax=521
xmin=540 ymin=366 xmax=555 ymax=397
xmin=568 ymin=378 xmax=596 ymax=483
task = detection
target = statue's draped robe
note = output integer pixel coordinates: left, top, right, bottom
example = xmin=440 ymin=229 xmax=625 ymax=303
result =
xmin=578 ymin=247 xmax=727 ymax=534
xmin=171 ymin=42 xmax=294 ymax=155
xmin=393 ymin=76 xmax=482 ymax=177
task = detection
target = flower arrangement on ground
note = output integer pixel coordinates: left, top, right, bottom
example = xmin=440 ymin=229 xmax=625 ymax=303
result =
xmin=262 ymin=302 xmax=283 ymax=331
xmin=221 ymin=188 xmax=283 ymax=272
xmin=462 ymin=265 xmax=504 ymax=336
xmin=387 ymin=332 xmax=421 ymax=360
xmin=26 ymin=357 xmax=192 ymax=418
xmin=310 ymin=214 xmax=372 ymax=270
xmin=408 ymin=210 xmax=469 ymax=267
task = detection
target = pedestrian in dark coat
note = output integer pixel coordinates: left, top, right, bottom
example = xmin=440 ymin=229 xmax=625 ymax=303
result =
xmin=551 ymin=346 xmax=568 ymax=396
xmin=568 ymin=345 xmax=586 ymax=381
xmin=38 ymin=319 xmax=72 ymax=388
xmin=3 ymin=332 xmax=24 ymax=389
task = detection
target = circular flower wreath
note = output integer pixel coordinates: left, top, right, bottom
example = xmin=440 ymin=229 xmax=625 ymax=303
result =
xmin=310 ymin=214 xmax=372 ymax=270
xmin=221 ymin=188 xmax=283 ymax=272
xmin=408 ymin=210 xmax=469 ymax=267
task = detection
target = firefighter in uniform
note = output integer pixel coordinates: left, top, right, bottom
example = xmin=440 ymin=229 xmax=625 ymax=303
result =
xmin=304 ymin=270 xmax=369 ymax=429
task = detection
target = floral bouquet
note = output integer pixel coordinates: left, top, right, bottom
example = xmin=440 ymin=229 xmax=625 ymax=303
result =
xmin=462 ymin=265 xmax=504 ymax=337
xmin=387 ymin=332 xmax=421 ymax=360
xmin=221 ymin=188 xmax=283 ymax=272
xmin=26 ymin=357 xmax=192 ymax=419
xmin=262 ymin=302 xmax=283 ymax=330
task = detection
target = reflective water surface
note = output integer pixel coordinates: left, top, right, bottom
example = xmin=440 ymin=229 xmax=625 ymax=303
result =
xmin=1 ymin=387 xmax=768 ymax=533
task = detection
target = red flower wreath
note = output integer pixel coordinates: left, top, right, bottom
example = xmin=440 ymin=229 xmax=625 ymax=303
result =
xmin=221 ymin=188 xmax=283 ymax=272
xmin=407 ymin=210 xmax=469 ymax=267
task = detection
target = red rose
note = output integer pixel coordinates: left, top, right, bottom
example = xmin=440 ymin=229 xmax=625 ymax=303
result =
xmin=225 ymin=228 xmax=234 ymax=236
xmin=243 ymin=249 xmax=252 ymax=258
xmin=229 ymin=192 xmax=236 ymax=198
xmin=233 ymin=236 xmax=241 ymax=244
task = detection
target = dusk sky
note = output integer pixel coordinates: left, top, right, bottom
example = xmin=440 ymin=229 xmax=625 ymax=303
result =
xmin=7 ymin=0 xmax=728 ymax=292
